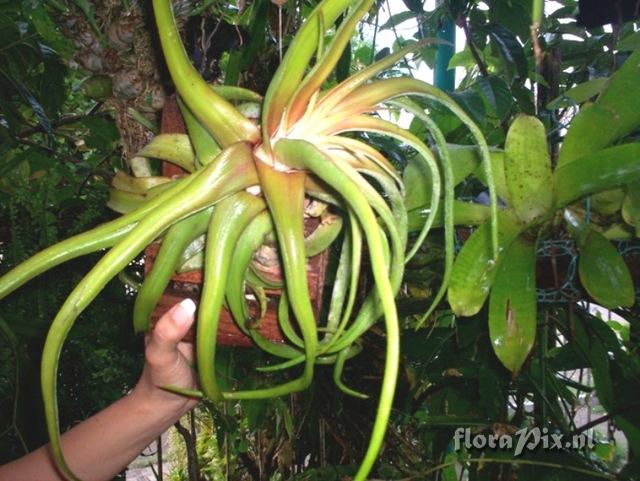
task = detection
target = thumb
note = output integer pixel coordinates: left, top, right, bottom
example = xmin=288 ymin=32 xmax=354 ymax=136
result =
xmin=147 ymin=299 xmax=196 ymax=359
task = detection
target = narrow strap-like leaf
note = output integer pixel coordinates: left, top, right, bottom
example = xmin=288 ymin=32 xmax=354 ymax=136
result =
xmin=133 ymin=207 xmax=212 ymax=333
xmin=285 ymin=0 xmax=374 ymax=128
xmin=322 ymin=114 xmax=439 ymax=262
xmin=323 ymin=77 xmax=499 ymax=257
xmin=322 ymin=211 xmax=361 ymax=347
xmin=333 ymin=344 xmax=369 ymax=399
xmin=153 ymin=0 xmax=259 ymax=146
xmin=261 ymin=0 xmax=353 ymax=142
xmin=315 ymin=135 xmax=402 ymax=189
xmin=136 ymin=133 xmax=196 ymax=172
xmin=390 ymin=98 xmax=455 ymax=327
xmin=226 ymin=212 xmax=273 ymax=335
xmin=108 ymin=179 xmax=179 ymax=215
xmin=198 ymin=192 xmax=266 ymax=401
xmin=224 ymin=164 xmax=321 ymax=399
xmin=317 ymin=40 xmax=428 ymax=115
xmin=253 ymin=163 xmax=317 ymax=374
xmin=111 ymin=170 xmax=172 ymax=193
xmin=0 ymin=177 xmax=192 ymax=301
xmin=41 ymin=143 xmax=258 ymax=480
xmin=177 ymin=98 xmax=221 ymax=168
xmin=274 ymin=138 xmax=400 ymax=481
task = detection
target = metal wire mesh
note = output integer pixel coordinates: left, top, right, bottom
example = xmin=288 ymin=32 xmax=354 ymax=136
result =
xmin=536 ymin=238 xmax=640 ymax=304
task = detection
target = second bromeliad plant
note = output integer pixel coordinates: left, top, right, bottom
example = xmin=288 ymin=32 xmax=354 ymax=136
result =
xmin=0 ymin=0 xmax=499 ymax=479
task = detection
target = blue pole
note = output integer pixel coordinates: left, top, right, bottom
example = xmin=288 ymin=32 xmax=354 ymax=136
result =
xmin=435 ymin=15 xmax=455 ymax=91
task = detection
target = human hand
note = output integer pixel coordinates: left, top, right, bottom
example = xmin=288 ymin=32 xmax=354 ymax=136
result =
xmin=133 ymin=299 xmax=199 ymax=413
xmin=0 ymin=299 xmax=201 ymax=481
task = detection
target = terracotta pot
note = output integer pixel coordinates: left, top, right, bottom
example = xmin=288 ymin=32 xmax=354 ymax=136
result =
xmin=146 ymin=97 xmax=329 ymax=346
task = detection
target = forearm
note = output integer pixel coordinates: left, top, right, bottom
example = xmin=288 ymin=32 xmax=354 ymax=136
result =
xmin=0 ymin=385 xmax=191 ymax=481
xmin=0 ymin=299 xmax=198 ymax=481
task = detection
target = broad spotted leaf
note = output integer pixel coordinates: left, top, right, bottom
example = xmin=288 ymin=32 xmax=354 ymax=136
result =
xmin=504 ymin=114 xmax=553 ymax=223
xmin=577 ymin=228 xmax=635 ymax=309
xmin=488 ymin=234 xmax=537 ymax=375
xmin=546 ymin=77 xmax=608 ymax=110
xmin=448 ymin=209 xmax=523 ymax=317
xmin=558 ymin=48 xmax=640 ymax=167
xmin=554 ymin=143 xmax=640 ymax=207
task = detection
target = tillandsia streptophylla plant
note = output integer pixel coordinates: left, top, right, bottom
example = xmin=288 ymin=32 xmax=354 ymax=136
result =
xmin=0 ymin=0 xmax=499 ymax=479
